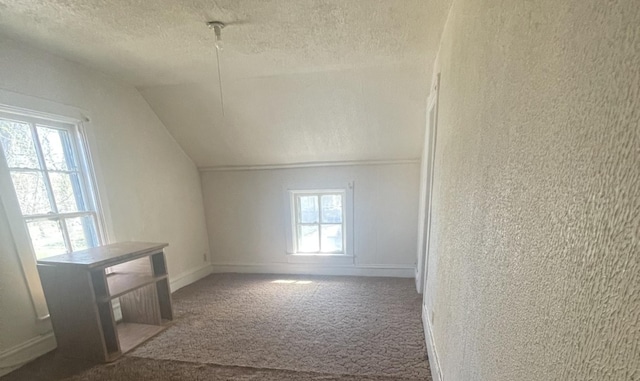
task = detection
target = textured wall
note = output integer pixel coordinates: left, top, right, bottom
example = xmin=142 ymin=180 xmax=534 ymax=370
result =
xmin=424 ymin=0 xmax=640 ymax=380
xmin=0 ymin=37 xmax=210 ymax=362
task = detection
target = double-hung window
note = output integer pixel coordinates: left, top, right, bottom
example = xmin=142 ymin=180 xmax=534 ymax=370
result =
xmin=0 ymin=112 xmax=102 ymax=259
xmin=290 ymin=190 xmax=346 ymax=254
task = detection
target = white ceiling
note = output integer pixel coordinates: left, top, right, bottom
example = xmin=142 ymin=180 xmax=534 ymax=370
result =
xmin=0 ymin=0 xmax=452 ymax=167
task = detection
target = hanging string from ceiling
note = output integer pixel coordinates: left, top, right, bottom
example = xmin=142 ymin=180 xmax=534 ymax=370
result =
xmin=207 ymin=21 xmax=226 ymax=116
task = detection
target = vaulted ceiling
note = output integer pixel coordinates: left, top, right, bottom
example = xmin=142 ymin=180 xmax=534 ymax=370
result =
xmin=0 ymin=0 xmax=452 ymax=167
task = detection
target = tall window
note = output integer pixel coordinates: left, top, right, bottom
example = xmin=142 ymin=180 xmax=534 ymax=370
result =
xmin=291 ymin=190 xmax=345 ymax=254
xmin=0 ymin=112 xmax=102 ymax=259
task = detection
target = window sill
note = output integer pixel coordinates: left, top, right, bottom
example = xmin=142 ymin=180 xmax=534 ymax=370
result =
xmin=286 ymin=253 xmax=354 ymax=265
xmin=288 ymin=252 xmax=350 ymax=256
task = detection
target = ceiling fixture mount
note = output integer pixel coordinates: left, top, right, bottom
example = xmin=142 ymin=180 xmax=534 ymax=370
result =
xmin=207 ymin=21 xmax=226 ymax=116
xmin=207 ymin=21 xmax=225 ymax=51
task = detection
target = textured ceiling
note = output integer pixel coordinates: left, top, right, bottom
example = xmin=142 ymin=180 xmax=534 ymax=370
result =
xmin=0 ymin=0 xmax=452 ymax=167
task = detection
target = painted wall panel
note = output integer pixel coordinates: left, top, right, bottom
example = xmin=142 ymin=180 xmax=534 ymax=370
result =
xmin=201 ymin=163 xmax=420 ymax=272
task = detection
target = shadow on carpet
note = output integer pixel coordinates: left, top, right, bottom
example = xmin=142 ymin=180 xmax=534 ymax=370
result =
xmin=2 ymin=355 xmax=425 ymax=381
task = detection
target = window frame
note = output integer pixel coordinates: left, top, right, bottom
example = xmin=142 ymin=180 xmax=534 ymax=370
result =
xmin=0 ymin=112 xmax=104 ymax=255
xmin=0 ymin=103 xmax=106 ymax=321
xmin=291 ymin=189 xmax=346 ymax=254
xmin=285 ymin=184 xmax=354 ymax=258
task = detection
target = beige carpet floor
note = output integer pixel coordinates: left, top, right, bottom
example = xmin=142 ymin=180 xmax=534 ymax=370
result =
xmin=2 ymin=273 xmax=431 ymax=381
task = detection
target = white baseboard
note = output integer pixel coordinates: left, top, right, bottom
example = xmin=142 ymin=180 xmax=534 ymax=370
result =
xmin=0 ymin=333 xmax=56 ymax=377
xmin=169 ymin=263 xmax=214 ymax=292
xmin=210 ymin=262 xmax=415 ymax=278
xmin=423 ymin=305 xmax=443 ymax=381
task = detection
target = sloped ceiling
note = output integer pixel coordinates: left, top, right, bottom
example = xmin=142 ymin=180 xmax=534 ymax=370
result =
xmin=0 ymin=0 xmax=452 ymax=167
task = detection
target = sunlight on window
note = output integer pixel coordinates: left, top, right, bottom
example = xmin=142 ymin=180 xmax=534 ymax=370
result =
xmin=292 ymin=191 xmax=345 ymax=254
xmin=0 ymin=116 xmax=101 ymax=259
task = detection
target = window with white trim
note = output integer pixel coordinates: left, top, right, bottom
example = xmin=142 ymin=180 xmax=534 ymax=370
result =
xmin=290 ymin=190 xmax=346 ymax=254
xmin=0 ymin=112 xmax=103 ymax=259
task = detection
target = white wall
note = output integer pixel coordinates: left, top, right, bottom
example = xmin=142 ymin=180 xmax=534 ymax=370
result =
xmin=423 ymin=0 xmax=640 ymax=380
xmin=0 ymin=37 xmax=211 ymax=373
xmin=201 ymin=163 xmax=420 ymax=277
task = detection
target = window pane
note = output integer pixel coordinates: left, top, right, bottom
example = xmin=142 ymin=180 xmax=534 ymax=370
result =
xmin=321 ymin=224 xmax=343 ymax=253
xmin=0 ymin=119 xmax=40 ymax=169
xmin=66 ymin=216 xmax=98 ymax=251
xmin=320 ymin=194 xmax=343 ymax=223
xmin=49 ymin=172 xmax=85 ymax=213
xmin=297 ymin=195 xmax=319 ymax=223
xmin=297 ymin=225 xmax=319 ymax=252
xmin=27 ymin=220 xmax=66 ymax=259
xmin=37 ymin=126 xmax=76 ymax=171
xmin=10 ymin=171 xmax=52 ymax=215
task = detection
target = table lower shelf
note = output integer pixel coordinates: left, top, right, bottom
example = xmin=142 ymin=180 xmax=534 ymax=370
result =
xmin=108 ymin=321 xmax=170 ymax=360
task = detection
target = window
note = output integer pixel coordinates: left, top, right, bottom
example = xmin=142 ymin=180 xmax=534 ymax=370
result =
xmin=0 ymin=112 xmax=102 ymax=259
xmin=290 ymin=190 xmax=346 ymax=254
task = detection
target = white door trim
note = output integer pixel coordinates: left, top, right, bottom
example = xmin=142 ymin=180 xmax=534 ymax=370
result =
xmin=415 ymin=73 xmax=440 ymax=293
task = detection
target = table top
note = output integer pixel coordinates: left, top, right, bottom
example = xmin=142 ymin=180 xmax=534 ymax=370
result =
xmin=37 ymin=241 xmax=168 ymax=269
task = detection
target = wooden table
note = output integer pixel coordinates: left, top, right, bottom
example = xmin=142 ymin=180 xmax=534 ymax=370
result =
xmin=37 ymin=242 xmax=173 ymax=362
